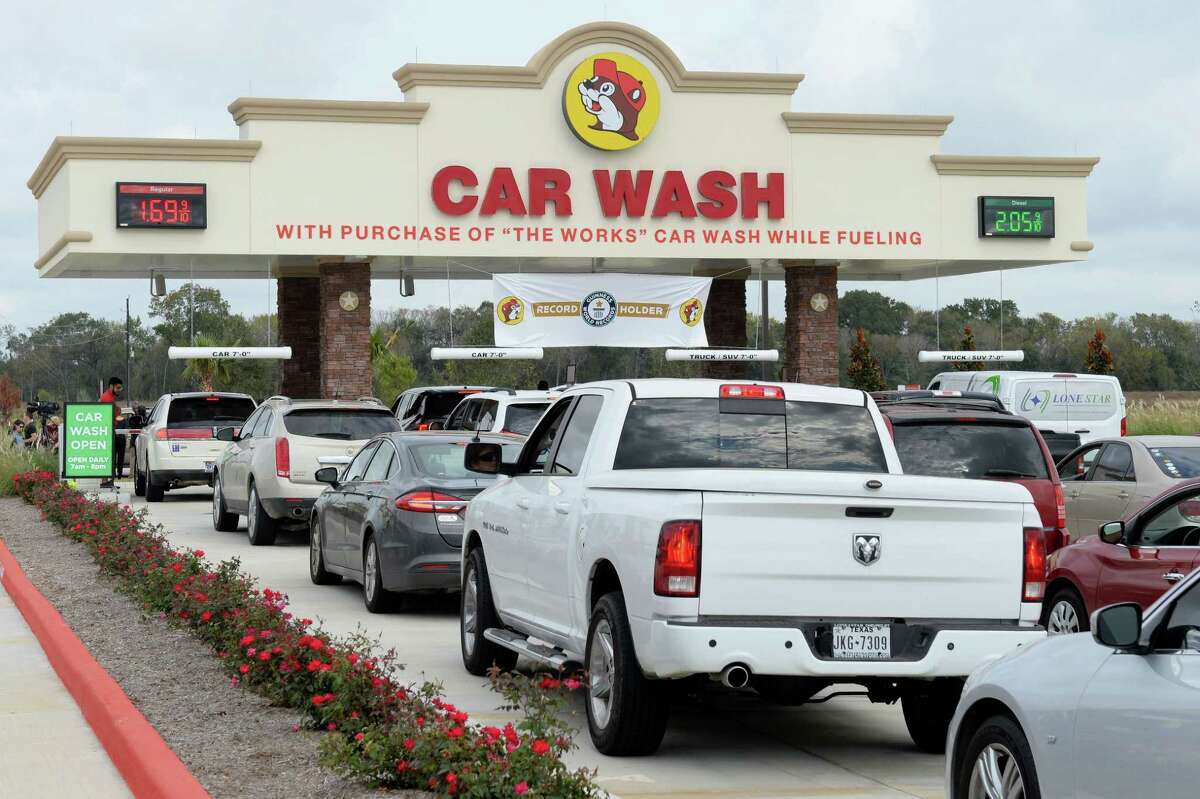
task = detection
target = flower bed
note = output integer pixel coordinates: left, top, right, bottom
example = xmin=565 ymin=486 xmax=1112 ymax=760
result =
xmin=11 ymin=470 xmax=600 ymax=798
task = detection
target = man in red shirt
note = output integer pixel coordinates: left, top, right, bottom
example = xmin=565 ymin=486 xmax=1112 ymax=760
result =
xmin=99 ymin=377 xmax=125 ymax=487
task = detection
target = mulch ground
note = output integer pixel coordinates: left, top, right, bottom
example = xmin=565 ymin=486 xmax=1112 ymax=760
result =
xmin=0 ymin=496 xmax=428 ymax=799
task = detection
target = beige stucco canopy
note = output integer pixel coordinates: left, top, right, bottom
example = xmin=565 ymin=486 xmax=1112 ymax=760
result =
xmin=27 ymin=21 xmax=1098 ymax=283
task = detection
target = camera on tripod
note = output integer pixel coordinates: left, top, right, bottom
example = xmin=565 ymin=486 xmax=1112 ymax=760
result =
xmin=27 ymin=401 xmax=60 ymax=419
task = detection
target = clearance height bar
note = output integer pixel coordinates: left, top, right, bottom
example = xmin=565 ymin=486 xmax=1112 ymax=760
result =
xmin=666 ymin=349 xmax=779 ymax=362
xmin=167 ymin=347 xmax=293 ymax=360
xmin=917 ymin=350 xmax=1025 ymax=363
xmin=431 ymin=347 xmax=544 ymax=360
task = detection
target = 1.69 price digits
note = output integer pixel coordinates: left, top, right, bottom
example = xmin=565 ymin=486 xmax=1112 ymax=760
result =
xmin=994 ymin=209 xmax=1042 ymax=234
xmin=138 ymin=198 xmax=191 ymax=224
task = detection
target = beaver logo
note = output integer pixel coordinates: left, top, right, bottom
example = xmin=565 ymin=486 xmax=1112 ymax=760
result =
xmin=679 ymin=297 xmax=704 ymax=327
xmin=563 ymin=52 xmax=660 ymax=151
xmin=496 ymin=296 xmax=525 ymax=326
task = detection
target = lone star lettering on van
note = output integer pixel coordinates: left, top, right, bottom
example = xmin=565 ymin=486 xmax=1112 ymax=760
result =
xmin=1020 ymin=388 xmax=1114 ymax=414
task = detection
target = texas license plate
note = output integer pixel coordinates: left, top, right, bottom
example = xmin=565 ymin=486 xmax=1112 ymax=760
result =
xmin=204 ymin=461 xmax=215 ymax=473
xmin=832 ymin=623 xmax=891 ymax=660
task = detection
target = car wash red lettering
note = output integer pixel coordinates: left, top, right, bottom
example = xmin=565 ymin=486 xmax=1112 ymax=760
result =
xmin=431 ymin=165 xmax=478 ymax=215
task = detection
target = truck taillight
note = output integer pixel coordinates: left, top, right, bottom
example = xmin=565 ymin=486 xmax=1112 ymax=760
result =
xmin=395 ymin=490 xmax=467 ymax=514
xmin=1054 ymin=483 xmax=1067 ymax=530
xmin=155 ymin=429 xmax=167 ymax=440
xmin=1120 ymin=416 xmax=1127 ymax=436
xmin=275 ymin=437 xmax=290 ymax=478
xmin=654 ymin=520 xmax=701 ymax=597
xmin=720 ymin=384 xmax=783 ymax=399
xmin=1023 ymin=527 xmax=1046 ymax=602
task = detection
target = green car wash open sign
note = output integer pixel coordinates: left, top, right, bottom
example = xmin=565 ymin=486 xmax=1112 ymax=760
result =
xmin=61 ymin=402 xmax=115 ymax=479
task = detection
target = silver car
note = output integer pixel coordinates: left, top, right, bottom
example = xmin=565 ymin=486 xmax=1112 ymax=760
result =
xmin=1057 ymin=435 xmax=1200 ymax=539
xmin=947 ymin=568 xmax=1200 ymax=798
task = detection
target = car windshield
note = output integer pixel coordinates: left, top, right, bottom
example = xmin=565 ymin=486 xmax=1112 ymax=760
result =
xmin=501 ymin=403 xmax=548 ymax=435
xmin=1147 ymin=447 xmax=1200 ymax=479
xmin=166 ymin=396 xmax=256 ymax=428
xmin=613 ymin=397 xmax=887 ymax=472
xmin=283 ymin=409 xmax=401 ymax=440
xmin=409 ymin=439 xmax=524 ymax=479
xmin=892 ymin=421 xmax=1049 ymax=479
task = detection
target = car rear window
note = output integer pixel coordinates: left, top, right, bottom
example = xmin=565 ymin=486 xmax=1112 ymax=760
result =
xmin=502 ymin=403 xmax=548 ymax=435
xmin=891 ymin=421 xmax=1049 ymax=480
xmin=422 ymin=391 xmax=485 ymax=420
xmin=166 ymin=396 xmax=256 ymax=428
xmin=409 ymin=440 xmax=523 ymax=479
xmin=283 ymin=409 xmax=401 ymax=440
xmin=1148 ymin=447 xmax=1200 ymax=479
xmin=613 ymin=397 xmax=887 ymax=472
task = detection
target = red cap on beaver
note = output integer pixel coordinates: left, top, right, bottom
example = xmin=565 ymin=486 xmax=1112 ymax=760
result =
xmin=592 ymin=58 xmax=646 ymax=111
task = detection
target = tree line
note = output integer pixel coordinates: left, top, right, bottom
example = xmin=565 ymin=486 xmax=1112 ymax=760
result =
xmin=2 ymin=284 xmax=1196 ymax=417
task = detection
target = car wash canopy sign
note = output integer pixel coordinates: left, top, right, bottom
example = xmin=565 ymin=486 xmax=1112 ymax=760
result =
xmin=494 ymin=274 xmax=711 ymax=348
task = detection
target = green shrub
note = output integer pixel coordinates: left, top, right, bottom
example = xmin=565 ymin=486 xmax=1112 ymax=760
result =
xmin=0 ymin=446 xmax=57 ymax=495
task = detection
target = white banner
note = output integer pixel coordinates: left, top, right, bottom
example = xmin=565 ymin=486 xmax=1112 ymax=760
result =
xmin=493 ymin=273 xmax=711 ymax=348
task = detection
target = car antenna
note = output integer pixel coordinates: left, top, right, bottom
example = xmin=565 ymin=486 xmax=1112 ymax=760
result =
xmin=471 ymin=420 xmax=481 ymax=443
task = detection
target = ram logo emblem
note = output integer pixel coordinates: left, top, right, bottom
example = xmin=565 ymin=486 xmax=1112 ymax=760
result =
xmin=852 ymin=534 xmax=881 ymax=566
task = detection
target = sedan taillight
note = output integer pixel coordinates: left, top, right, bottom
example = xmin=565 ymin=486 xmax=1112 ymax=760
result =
xmin=654 ymin=520 xmax=701 ymax=597
xmin=395 ymin=490 xmax=467 ymax=514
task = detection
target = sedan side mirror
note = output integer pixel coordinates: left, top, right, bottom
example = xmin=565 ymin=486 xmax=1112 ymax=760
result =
xmin=428 ymin=420 xmax=445 ymax=431
xmin=1098 ymin=521 xmax=1125 ymax=545
xmin=465 ymin=441 xmax=516 ymax=476
xmin=1092 ymin=602 xmax=1143 ymax=649
xmin=215 ymin=426 xmax=238 ymax=442
xmin=315 ymin=467 xmax=340 ymax=487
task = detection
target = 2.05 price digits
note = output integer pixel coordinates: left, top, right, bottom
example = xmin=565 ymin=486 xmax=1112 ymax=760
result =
xmin=138 ymin=198 xmax=192 ymax=224
xmin=994 ymin=209 xmax=1042 ymax=234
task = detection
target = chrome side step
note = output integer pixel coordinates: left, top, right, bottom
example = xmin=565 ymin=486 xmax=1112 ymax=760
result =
xmin=483 ymin=628 xmax=572 ymax=669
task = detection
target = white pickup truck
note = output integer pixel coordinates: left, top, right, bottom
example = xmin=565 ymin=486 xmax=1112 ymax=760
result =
xmin=459 ymin=379 xmax=1046 ymax=755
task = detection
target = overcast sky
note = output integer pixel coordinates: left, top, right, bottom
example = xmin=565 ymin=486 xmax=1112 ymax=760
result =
xmin=3 ymin=0 xmax=1198 ymax=333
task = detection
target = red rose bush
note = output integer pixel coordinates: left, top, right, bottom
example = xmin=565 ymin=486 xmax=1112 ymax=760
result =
xmin=11 ymin=470 xmax=600 ymax=797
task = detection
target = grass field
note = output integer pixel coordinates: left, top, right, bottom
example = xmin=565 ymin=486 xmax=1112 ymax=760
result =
xmin=1126 ymin=396 xmax=1200 ymax=436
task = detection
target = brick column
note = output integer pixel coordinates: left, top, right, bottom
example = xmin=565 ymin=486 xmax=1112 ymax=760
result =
xmin=277 ymin=277 xmax=321 ymax=398
xmin=702 ymin=278 xmax=748 ymax=379
xmin=318 ymin=262 xmax=373 ymax=399
xmin=782 ymin=261 xmax=839 ymax=386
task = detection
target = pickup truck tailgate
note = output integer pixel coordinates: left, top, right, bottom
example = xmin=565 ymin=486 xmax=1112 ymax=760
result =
xmin=695 ymin=474 xmax=1028 ymax=620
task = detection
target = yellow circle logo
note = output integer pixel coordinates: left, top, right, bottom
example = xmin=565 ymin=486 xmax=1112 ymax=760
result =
xmin=563 ymin=52 xmax=660 ymax=151
xmin=497 ymin=296 xmax=525 ymax=325
xmin=679 ymin=297 xmax=703 ymax=327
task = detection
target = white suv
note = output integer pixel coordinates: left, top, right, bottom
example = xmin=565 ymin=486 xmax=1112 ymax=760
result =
xmin=133 ymin=392 xmax=257 ymax=503
xmin=211 ymin=397 xmax=401 ymax=545
xmin=442 ymin=390 xmax=555 ymax=436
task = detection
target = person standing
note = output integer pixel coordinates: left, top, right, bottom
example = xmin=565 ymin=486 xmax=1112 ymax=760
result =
xmin=99 ymin=377 xmax=125 ymax=487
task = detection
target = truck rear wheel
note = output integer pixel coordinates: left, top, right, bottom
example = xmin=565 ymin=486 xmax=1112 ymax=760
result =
xmin=585 ymin=592 xmax=669 ymax=756
xmin=460 ymin=547 xmax=517 ymax=675
xmin=901 ymin=678 xmax=963 ymax=753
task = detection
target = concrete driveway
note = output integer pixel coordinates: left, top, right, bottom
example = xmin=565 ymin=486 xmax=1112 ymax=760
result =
xmin=134 ymin=486 xmax=946 ymax=799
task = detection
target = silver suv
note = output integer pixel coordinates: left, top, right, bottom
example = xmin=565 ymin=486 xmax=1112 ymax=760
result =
xmin=211 ymin=396 xmax=401 ymax=545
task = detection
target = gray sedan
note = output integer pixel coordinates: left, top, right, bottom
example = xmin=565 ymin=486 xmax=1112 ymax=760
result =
xmin=308 ymin=431 xmax=524 ymax=612
xmin=1057 ymin=435 xmax=1200 ymax=540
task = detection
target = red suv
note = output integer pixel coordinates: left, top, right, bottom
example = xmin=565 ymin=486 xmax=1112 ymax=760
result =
xmin=1043 ymin=478 xmax=1200 ymax=634
xmin=875 ymin=391 xmax=1069 ymax=555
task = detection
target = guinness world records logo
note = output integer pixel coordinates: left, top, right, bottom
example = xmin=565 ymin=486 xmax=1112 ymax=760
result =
xmin=582 ymin=291 xmax=617 ymax=327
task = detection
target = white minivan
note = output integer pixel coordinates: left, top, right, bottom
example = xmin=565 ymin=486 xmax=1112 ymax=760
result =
xmin=927 ymin=371 xmax=1125 ymax=457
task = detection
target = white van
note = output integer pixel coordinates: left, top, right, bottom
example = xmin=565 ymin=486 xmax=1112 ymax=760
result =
xmin=927 ymin=371 xmax=1125 ymax=456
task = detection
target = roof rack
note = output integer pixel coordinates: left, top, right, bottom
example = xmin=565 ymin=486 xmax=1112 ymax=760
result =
xmin=871 ymin=390 xmax=1008 ymax=414
xmin=356 ymin=396 xmax=384 ymax=404
xmin=262 ymin=395 xmax=290 ymax=404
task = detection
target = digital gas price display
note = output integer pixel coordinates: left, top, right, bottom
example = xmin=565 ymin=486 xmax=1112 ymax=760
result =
xmin=116 ymin=183 xmax=207 ymax=229
xmin=979 ymin=196 xmax=1054 ymax=238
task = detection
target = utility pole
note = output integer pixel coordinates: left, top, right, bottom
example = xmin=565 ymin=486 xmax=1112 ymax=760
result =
xmin=125 ymin=297 xmax=132 ymax=399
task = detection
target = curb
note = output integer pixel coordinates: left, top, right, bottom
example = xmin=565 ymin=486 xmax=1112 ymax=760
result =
xmin=0 ymin=540 xmax=211 ymax=799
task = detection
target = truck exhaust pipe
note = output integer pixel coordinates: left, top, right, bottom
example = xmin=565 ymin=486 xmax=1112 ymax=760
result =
xmin=718 ymin=663 xmax=750 ymax=689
